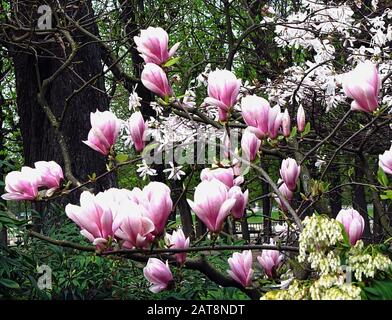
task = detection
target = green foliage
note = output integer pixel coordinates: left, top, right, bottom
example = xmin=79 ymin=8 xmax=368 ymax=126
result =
xmin=200 ymin=287 xmax=250 ymax=300
xmin=301 ymin=122 xmax=311 ymax=137
xmin=363 ymin=280 xmax=392 ymax=300
xmin=377 ymin=168 xmax=389 ymax=187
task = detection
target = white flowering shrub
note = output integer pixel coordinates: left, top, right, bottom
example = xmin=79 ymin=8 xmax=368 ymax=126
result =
xmin=262 ymin=215 xmax=392 ymax=300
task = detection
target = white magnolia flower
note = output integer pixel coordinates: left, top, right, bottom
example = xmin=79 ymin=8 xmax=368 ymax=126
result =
xmin=150 ymin=102 xmax=164 ymax=115
xmin=163 ymin=162 xmax=186 ymax=180
xmin=128 ymin=85 xmax=142 ymax=111
xmin=136 ymin=160 xmax=157 ymax=179
xmin=273 ymin=223 xmax=288 ymax=234
xmin=182 ymin=90 xmax=196 ymax=108
xmin=315 ymin=158 xmax=326 ymax=169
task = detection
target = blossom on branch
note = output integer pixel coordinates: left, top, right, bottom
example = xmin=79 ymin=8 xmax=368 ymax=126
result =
xmin=83 ymin=110 xmax=122 ymax=155
xmin=134 ymin=27 xmax=180 ymax=65
xmin=143 ymin=258 xmax=174 ymax=293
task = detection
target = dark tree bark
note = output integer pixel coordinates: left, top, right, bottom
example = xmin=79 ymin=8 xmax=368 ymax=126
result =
xmin=352 ymin=161 xmax=371 ymax=239
xmin=241 ymin=220 xmax=251 ymax=242
xmin=195 ymin=215 xmax=207 ymax=238
xmin=0 ymin=82 xmax=7 ymax=246
xmin=261 ymin=161 xmax=272 ymax=242
xmin=329 ymin=165 xmax=342 ymax=217
xmin=170 ymin=180 xmax=194 ymax=238
xmin=10 ymin=1 xmax=116 ymax=231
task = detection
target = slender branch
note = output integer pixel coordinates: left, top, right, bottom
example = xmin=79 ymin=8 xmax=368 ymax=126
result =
xmin=300 ymin=109 xmax=352 ymax=165
xmin=320 ymin=107 xmax=388 ymax=180
xmin=28 ymin=230 xmax=299 ymax=254
xmin=28 ymin=230 xmax=95 ymax=252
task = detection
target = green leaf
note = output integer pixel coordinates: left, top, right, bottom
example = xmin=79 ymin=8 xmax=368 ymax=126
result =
xmin=163 ymin=57 xmax=180 ymax=68
xmin=339 ymin=223 xmax=350 ymax=246
xmin=0 ymin=278 xmax=20 ymax=289
xmin=301 ymin=122 xmax=311 ymax=137
xmin=88 ymin=172 xmax=97 ymax=180
xmin=377 ymin=167 xmax=389 ymax=187
xmin=380 ymin=190 xmax=392 ymax=200
xmin=364 ymin=281 xmax=392 ymax=300
xmin=289 ymin=126 xmax=297 ymax=139
xmin=115 ymin=153 xmax=128 ymax=163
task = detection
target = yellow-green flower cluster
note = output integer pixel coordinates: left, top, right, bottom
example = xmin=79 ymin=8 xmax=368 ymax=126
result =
xmin=298 ymin=215 xmax=343 ymax=273
xmin=261 ymin=275 xmax=362 ymax=300
xmin=262 ymin=215 xmax=391 ymax=300
xmin=261 ymin=280 xmax=308 ymax=300
xmin=347 ymin=241 xmax=392 ymax=281
xmin=306 ymin=251 xmax=341 ymax=275
xmin=309 ymin=275 xmax=361 ymax=300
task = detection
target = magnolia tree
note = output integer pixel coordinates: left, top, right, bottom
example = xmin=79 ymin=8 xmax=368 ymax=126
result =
xmin=2 ymin=0 xmax=392 ymax=300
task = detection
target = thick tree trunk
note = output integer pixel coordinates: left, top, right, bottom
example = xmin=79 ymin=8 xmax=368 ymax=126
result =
xmin=11 ymin=1 xmax=116 ymax=231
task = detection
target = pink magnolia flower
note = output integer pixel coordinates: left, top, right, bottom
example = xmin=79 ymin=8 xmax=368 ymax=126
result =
xmin=188 ymin=179 xmax=236 ymax=233
xmin=241 ymin=128 xmax=261 ymax=162
xmin=166 ymin=229 xmax=190 ymax=264
xmin=268 ymin=105 xmax=283 ymax=139
xmin=130 ymin=182 xmax=173 ymax=236
xmin=141 ymin=63 xmax=172 ymax=98
xmin=336 ymin=208 xmax=365 ymax=245
xmin=241 ymin=95 xmax=270 ymax=139
xmin=257 ymin=239 xmax=284 ymax=278
xmin=227 ymin=250 xmax=254 ymax=288
xmin=280 ymin=158 xmax=301 ymax=191
xmin=232 ymin=158 xmax=242 ymax=176
xmin=97 ymin=188 xmax=135 ymax=230
xmin=83 ymin=110 xmax=122 ymax=155
xmin=274 ymin=180 xmax=294 ymax=212
xmin=127 ymin=111 xmax=147 ymax=152
xmin=379 ymin=146 xmax=392 ymax=175
xmin=282 ymin=109 xmax=291 ymax=137
xmin=221 ymin=132 xmax=233 ymax=159
xmin=134 ymin=27 xmax=180 ymax=65
xmin=65 ymin=191 xmax=117 ymax=247
xmin=342 ymin=60 xmax=381 ymax=113
xmin=228 ymin=186 xmax=249 ymax=220
xmin=1 ymin=167 xmax=40 ymax=201
xmin=200 ymin=167 xmax=243 ymax=189
xmin=297 ymin=105 xmax=306 ymax=132
xmin=34 ymin=161 xmax=63 ymax=191
xmin=204 ymin=69 xmax=241 ymax=122
xmin=115 ymin=200 xmax=155 ymax=248
xmin=143 ymin=258 xmax=174 ymax=293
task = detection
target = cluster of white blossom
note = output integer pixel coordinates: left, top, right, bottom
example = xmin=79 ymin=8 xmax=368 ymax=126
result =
xmin=309 ymin=275 xmax=361 ymax=300
xmin=298 ymin=215 xmax=344 ymax=275
xmin=347 ymin=240 xmax=392 ymax=281
xmin=128 ymin=85 xmax=142 ymax=111
xmin=148 ymin=114 xmax=201 ymax=150
xmin=265 ymin=1 xmax=392 ymax=112
xmin=308 ymin=251 xmax=341 ymax=275
xmin=298 ymin=215 xmax=343 ymax=262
